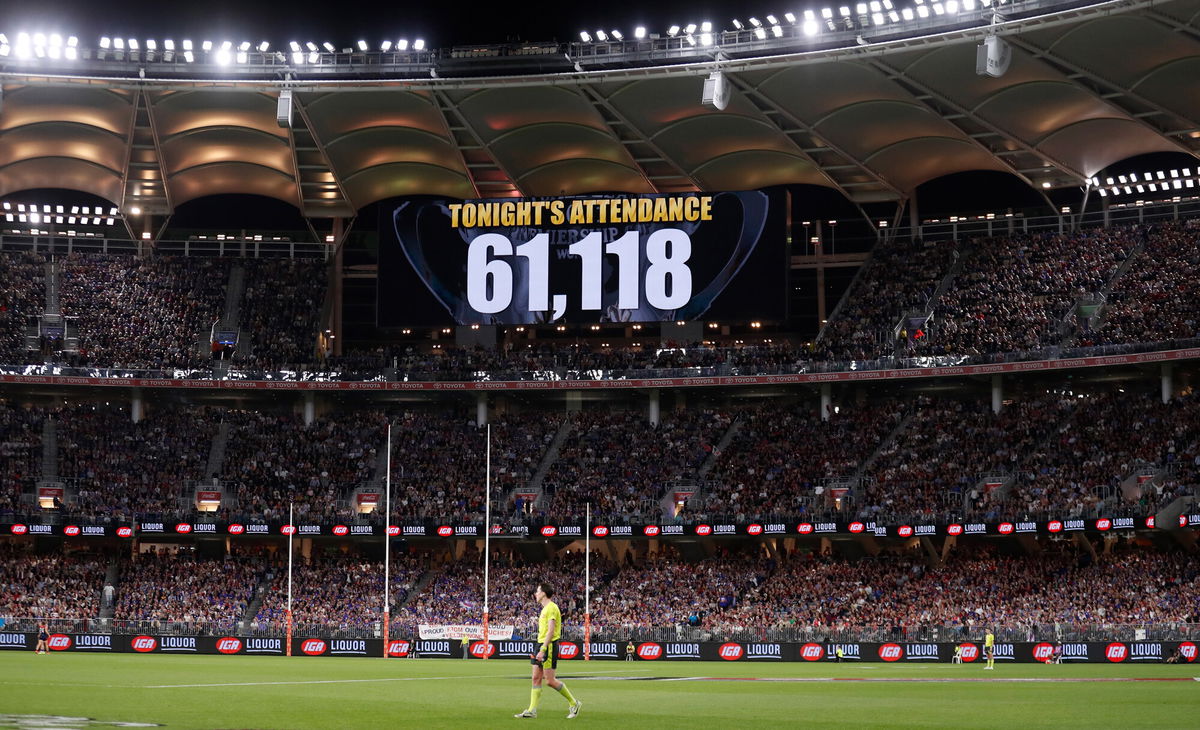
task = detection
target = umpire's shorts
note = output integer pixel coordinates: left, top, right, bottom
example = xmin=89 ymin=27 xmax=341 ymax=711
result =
xmin=531 ymin=641 xmax=559 ymax=670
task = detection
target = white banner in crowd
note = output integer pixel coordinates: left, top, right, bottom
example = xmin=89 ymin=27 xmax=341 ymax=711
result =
xmin=418 ymin=624 xmax=515 ymax=640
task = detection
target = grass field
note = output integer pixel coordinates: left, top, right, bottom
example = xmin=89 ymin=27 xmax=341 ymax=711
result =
xmin=0 ymin=653 xmax=1197 ymax=729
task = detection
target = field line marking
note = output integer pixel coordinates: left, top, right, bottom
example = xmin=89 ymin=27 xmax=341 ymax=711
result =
xmin=142 ymin=667 xmax=649 ymax=689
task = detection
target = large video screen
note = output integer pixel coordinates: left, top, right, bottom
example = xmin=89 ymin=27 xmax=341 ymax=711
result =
xmin=377 ymin=191 xmax=786 ymax=326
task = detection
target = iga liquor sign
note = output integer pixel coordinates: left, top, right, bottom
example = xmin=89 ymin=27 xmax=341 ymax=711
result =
xmin=379 ymin=192 xmax=786 ymax=326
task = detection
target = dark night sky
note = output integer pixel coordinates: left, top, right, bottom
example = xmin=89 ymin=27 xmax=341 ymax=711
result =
xmin=0 ymin=0 xmax=797 ymax=47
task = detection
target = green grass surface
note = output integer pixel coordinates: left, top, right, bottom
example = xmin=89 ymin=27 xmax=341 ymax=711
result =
xmin=0 ymin=654 xmax=1197 ymax=729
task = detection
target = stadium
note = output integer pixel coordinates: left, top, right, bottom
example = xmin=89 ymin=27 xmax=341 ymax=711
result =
xmin=1 ymin=0 xmax=1199 ymax=727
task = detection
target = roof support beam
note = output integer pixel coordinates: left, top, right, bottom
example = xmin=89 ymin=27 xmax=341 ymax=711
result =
xmin=292 ymin=95 xmax=354 ymax=214
xmin=575 ymin=84 xmax=699 ymax=193
xmin=1007 ymin=36 xmax=1200 ymax=160
xmin=430 ymin=89 xmax=522 ymax=198
xmin=1142 ymin=9 xmax=1200 ymax=43
xmin=724 ymin=72 xmax=905 ymax=201
xmin=867 ymin=58 xmax=1087 ymax=185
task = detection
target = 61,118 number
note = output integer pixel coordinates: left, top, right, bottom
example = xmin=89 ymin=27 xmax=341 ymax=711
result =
xmin=466 ymin=229 xmax=693 ymax=318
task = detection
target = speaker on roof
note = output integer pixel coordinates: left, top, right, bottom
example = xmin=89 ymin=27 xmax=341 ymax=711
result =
xmin=276 ymin=89 xmax=293 ymax=128
xmin=975 ymin=35 xmax=1011 ymax=78
xmin=702 ymin=71 xmax=730 ymax=111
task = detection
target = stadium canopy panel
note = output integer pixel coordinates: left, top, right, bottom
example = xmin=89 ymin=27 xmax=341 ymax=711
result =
xmin=0 ymin=0 xmax=1195 ymax=218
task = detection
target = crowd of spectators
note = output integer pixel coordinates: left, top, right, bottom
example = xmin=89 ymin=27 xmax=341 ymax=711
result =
xmin=255 ymin=551 xmax=426 ymax=633
xmin=3 ymin=541 xmax=1196 ymax=636
xmin=238 ymin=258 xmax=327 ymax=370
xmin=0 ymin=545 xmax=107 ymax=619
xmin=60 ymin=253 xmax=228 ymax=369
xmin=1002 ymin=390 xmax=1200 ymax=519
xmin=590 ymin=548 xmax=765 ymax=633
xmin=221 ymin=410 xmax=386 ymax=522
xmin=329 ymin=342 xmax=814 ymax=381
xmin=819 ymin=239 xmax=957 ymax=362
xmin=702 ymin=401 xmax=905 ymax=520
xmin=57 ymin=404 xmax=217 ymax=521
xmin=908 ymin=228 xmax=1136 ymax=357
xmin=541 ymin=408 xmax=731 ymax=521
xmin=714 ymin=545 xmax=1200 ymax=637
xmin=114 ymin=550 xmax=264 ymax=629
xmin=0 ymin=251 xmax=46 ymax=363
xmin=395 ymin=550 xmax=599 ymax=637
xmin=1084 ymin=220 xmax=1200 ymax=348
xmin=0 ymin=220 xmax=1194 ymax=377
xmin=859 ymin=395 xmax=1074 ymax=522
xmin=0 ymin=402 xmax=43 ymax=517
xmin=385 ymin=410 xmax=565 ymax=522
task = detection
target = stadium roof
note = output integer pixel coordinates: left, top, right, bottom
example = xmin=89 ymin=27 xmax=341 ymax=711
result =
xmin=0 ymin=0 xmax=1197 ymax=219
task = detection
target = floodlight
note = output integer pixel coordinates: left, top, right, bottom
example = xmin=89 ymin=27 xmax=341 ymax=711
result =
xmin=667 ymin=25 xmax=680 ymax=36
xmin=803 ymin=19 xmax=819 ymax=34
xmin=918 ymin=6 xmax=930 ymax=17
xmin=749 ymin=17 xmax=761 ymax=27
xmin=823 ymin=8 xmax=834 ymax=18
xmin=611 ymin=30 xmax=623 ymax=40
xmin=184 ymin=50 xmax=194 ymax=62
xmin=754 ymin=27 xmax=767 ymax=39
xmin=902 ymin=8 xmax=914 ymax=20
xmin=634 ymin=27 xmax=646 ymax=38
xmin=114 ymin=37 xmax=125 ymax=49
xmin=215 ymin=48 xmax=231 ymax=65
xmin=397 ymin=39 xmax=409 ymax=50
xmin=732 ymin=20 xmax=744 ymax=29
xmin=766 ymin=15 xmax=778 ymax=24
xmin=772 ymin=25 xmax=783 ymax=36
xmin=145 ymin=39 xmax=156 ymax=50
xmin=128 ymin=39 xmax=139 ymax=50
xmin=413 ymin=39 xmax=425 ymax=50
xmin=236 ymin=51 xmax=247 ymax=63
xmin=685 ymin=23 xmax=697 ymax=34
xmin=785 ymin=12 xmax=797 ymax=22
xmin=258 ymin=41 xmax=269 ymax=52
xmin=291 ymin=51 xmax=304 ymax=64
xmin=686 ymin=34 xmax=696 ymax=45
xmin=306 ymin=41 xmax=317 ymax=51
xmin=357 ymin=40 xmax=368 ymax=51
xmin=182 ymin=39 xmax=192 ymax=50
xmin=308 ymin=51 xmax=318 ymax=63
xmin=596 ymin=30 xmax=607 ymax=41
xmin=322 ymin=42 xmax=335 ymax=52
xmin=700 ymin=21 xmax=712 ymax=32
xmin=201 ymin=40 xmax=212 ymax=51
xmin=380 ymin=40 xmax=392 ymax=51
xmin=699 ymin=32 xmax=712 ymax=45
xmin=1170 ymin=169 xmax=1180 ymax=177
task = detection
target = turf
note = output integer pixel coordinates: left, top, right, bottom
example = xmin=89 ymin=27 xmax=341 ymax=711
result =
xmin=0 ymin=653 xmax=1196 ymax=729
